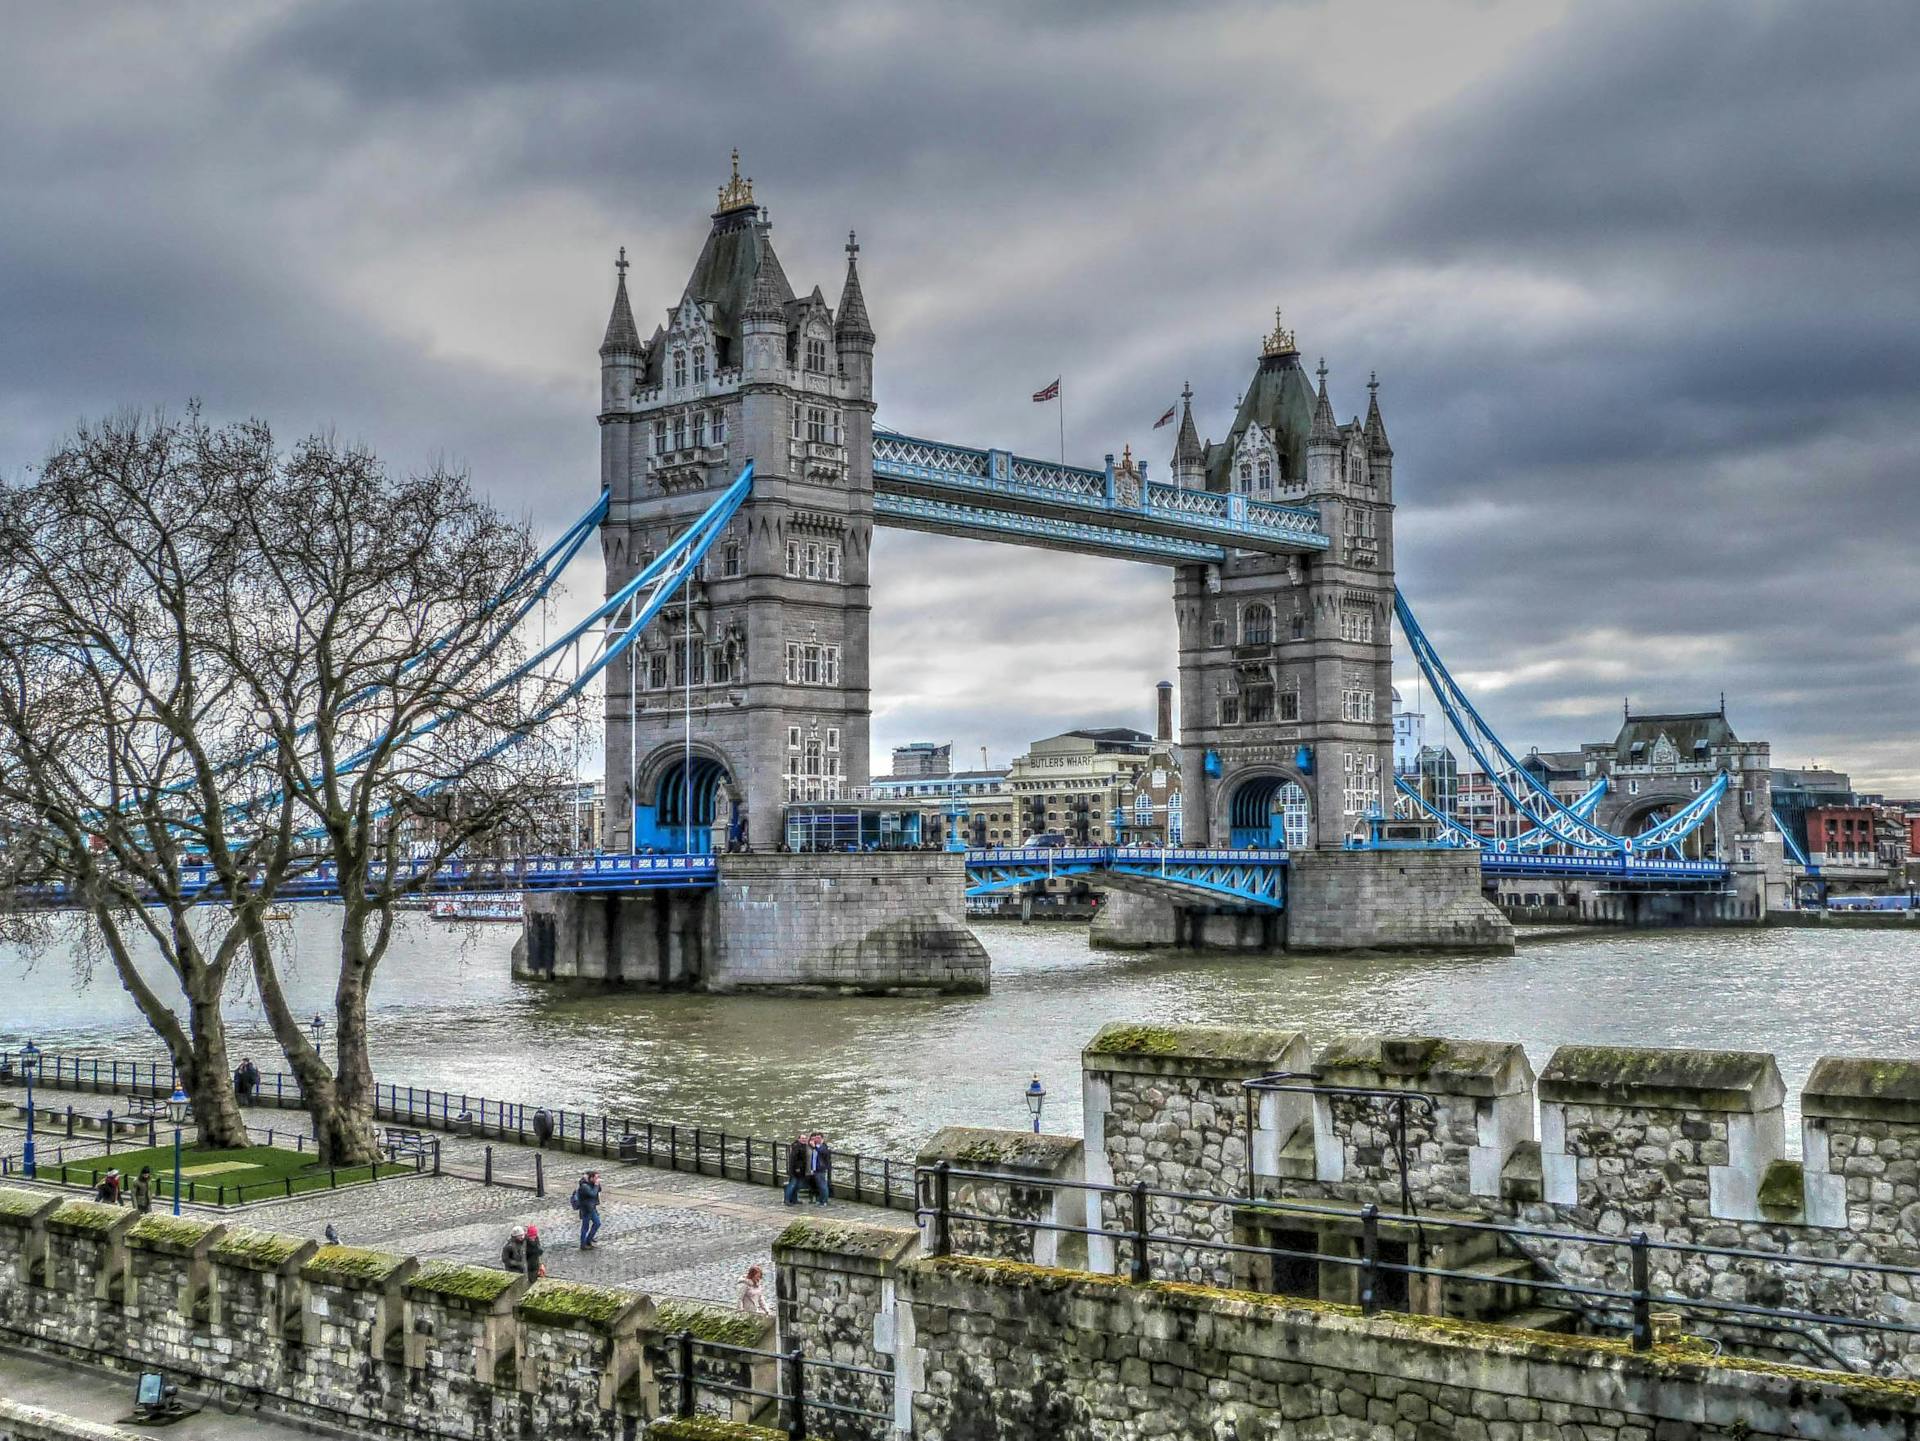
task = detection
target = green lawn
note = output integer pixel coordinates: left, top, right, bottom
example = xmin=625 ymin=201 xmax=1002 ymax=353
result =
xmin=52 ymin=1143 xmax=413 ymax=1205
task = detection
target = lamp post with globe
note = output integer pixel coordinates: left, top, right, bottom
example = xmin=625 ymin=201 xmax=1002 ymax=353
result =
xmin=1024 ymin=1076 xmax=1046 ymax=1134
xmin=167 ymin=1087 xmax=190 ymax=1216
xmin=20 ymin=1042 xmax=41 ymax=1178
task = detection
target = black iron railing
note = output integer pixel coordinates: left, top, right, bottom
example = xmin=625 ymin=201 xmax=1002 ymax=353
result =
xmin=656 ymin=1329 xmax=893 ymax=1439
xmin=2 ymin=1046 xmax=918 ymax=1210
xmin=916 ymin=1160 xmax=1920 ymax=1367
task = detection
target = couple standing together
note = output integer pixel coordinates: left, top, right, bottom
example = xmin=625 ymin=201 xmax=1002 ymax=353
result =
xmin=783 ymin=1131 xmax=832 ymax=1205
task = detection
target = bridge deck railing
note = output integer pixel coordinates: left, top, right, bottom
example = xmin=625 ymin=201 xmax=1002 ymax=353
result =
xmin=1 ymin=1047 xmax=919 ymax=1212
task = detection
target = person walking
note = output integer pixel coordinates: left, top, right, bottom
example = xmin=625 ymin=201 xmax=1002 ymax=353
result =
xmin=810 ymin=1133 xmax=833 ymax=1205
xmin=783 ymin=1132 xmax=812 ymax=1207
xmin=572 ymin=1171 xmax=603 ymax=1249
xmin=738 ymin=1264 xmax=771 ymax=1317
xmin=531 ymin=1108 xmax=554 ymax=1150
xmin=131 ymin=1166 xmax=153 ymax=1214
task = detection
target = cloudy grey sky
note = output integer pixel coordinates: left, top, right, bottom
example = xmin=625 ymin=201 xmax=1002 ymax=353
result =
xmin=3 ymin=1 xmax=1916 ymax=791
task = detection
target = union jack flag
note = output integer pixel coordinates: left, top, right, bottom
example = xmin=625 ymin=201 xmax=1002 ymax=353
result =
xmin=1031 ymin=378 xmax=1060 ymax=403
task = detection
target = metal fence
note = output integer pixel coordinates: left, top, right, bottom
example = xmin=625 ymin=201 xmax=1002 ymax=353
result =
xmin=657 ymin=1329 xmax=892 ymax=1439
xmin=917 ymin=1161 xmax=1920 ymax=1371
xmin=1 ymin=1046 xmax=918 ymax=1210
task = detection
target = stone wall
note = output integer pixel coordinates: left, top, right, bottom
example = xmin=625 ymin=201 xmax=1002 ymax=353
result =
xmin=516 ymin=853 xmax=989 ymax=995
xmin=0 ymin=1192 xmax=738 ymax=1440
xmin=914 ymin=1128 xmax=1084 ymax=1269
xmin=900 ymin=1251 xmax=1920 ymax=1441
xmin=773 ymin=1218 xmax=913 ymax=1439
xmin=1083 ymin=1023 xmax=1920 ymax=1376
xmin=1286 ymin=848 xmax=1512 ymax=953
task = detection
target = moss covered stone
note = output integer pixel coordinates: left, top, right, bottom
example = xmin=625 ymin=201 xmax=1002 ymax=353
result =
xmin=1804 ymin=1057 xmax=1920 ymax=1121
xmin=211 ymin=1227 xmax=311 ymax=1271
xmin=1757 ymin=1159 xmax=1805 ymax=1216
xmin=301 ymin=1244 xmax=410 ymax=1287
xmin=648 ymin=1420 xmax=785 ymax=1441
xmin=405 ymin=1259 xmax=520 ymax=1307
xmin=653 ymin=1298 xmax=768 ymax=1348
xmin=47 ymin=1200 xmax=130 ymax=1235
xmin=1314 ymin=1034 xmax=1528 ymax=1093
xmin=517 ymin=1278 xmax=640 ymax=1330
xmin=0 ymin=1187 xmax=57 ymax=1223
xmin=773 ymin=1217 xmax=916 ymax=1260
xmin=917 ymin=1125 xmax=1079 ymax=1172
xmin=127 ymin=1214 xmax=221 ymax=1254
xmin=1083 ymin=1022 xmax=1301 ymax=1067
xmin=1538 ymin=1044 xmax=1784 ymax=1112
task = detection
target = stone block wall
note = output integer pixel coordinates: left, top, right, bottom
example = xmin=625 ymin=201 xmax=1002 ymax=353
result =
xmin=0 ymin=1197 xmax=727 ymax=1439
xmin=1285 ymin=848 xmax=1513 ymax=953
xmin=1082 ymin=1023 xmax=1312 ymax=1283
xmin=773 ymin=1218 xmax=913 ymax=1439
xmin=899 ymin=1251 xmax=1920 ymax=1441
xmin=711 ymin=853 xmax=987 ymax=994
xmin=1083 ymin=1024 xmax=1920 ymax=1375
xmin=914 ymin=1128 xmax=1084 ymax=1268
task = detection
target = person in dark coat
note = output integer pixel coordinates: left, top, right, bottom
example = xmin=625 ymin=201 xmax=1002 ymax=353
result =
xmin=809 ymin=1133 xmax=833 ymax=1205
xmin=783 ymin=1132 xmax=812 ymax=1206
xmin=502 ymin=1225 xmax=530 ymax=1278
xmin=131 ymin=1167 xmax=153 ymax=1214
xmin=532 ymin=1108 xmax=554 ymax=1149
xmin=233 ymin=1058 xmax=260 ymax=1105
xmin=524 ymin=1224 xmax=546 ymax=1278
xmin=572 ymin=1173 xmax=603 ymax=1249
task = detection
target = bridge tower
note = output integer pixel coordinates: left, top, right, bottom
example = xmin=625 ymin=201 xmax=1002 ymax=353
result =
xmin=599 ymin=156 xmax=875 ymax=851
xmin=1172 ymin=317 xmax=1396 ymax=852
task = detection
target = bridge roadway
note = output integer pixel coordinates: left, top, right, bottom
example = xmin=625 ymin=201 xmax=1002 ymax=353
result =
xmin=17 ymin=845 xmax=1727 ymax=911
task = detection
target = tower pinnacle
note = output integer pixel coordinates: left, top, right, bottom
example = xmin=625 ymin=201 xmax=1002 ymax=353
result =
xmin=599 ymin=248 xmax=640 ymax=356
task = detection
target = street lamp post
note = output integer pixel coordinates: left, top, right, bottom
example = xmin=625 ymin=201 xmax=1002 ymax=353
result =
xmin=1024 ymin=1075 xmax=1046 ymax=1135
xmin=167 ymin=1087 xmax=190 ymax=1217
xmin=21 ymin=1041 xmax=41 ymax=1178
xmin=309 ymin=1014 xmax=326 ymax=1050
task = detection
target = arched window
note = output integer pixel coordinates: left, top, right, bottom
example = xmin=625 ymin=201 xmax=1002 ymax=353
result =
xmin=1238 ymin=463 xmax=1252 ymax=493
xmin=692 ymin=347 xmax=707 ymax=383
xmin=722 ymin=542 xmax=740 ymax=577
xmin=1242 ymin=603 xmax=1273 ymax=646
xmin=1257 ymin=460 xmax=1271 ymax=490
xmin=805 ymin=335 xmax=828 ymax=373
xmin=673 ymin=350 xmax=687 ymax=387
xmin=1278 ymin=781 xmax=1310 ymax=849
xmin=1134 ymin=793 xmax=1152 ymax=825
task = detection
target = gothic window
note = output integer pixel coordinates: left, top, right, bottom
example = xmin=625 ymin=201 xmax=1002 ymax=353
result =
xmin=805 ymin=543 xmax=821 ymax=580
xmin=1279 ymin=689 xmax=1300 ymax=722
xmin=787 ymin=725 xmax=802 ymax=749
xmin=672 ymin=415 xmax=686 ymax=451
xmin=827 ymin=728 xmax=840 ymax=751
xmin=653 ymin=420 xmax=667 ymax=453
xmin=711 ymin=644 xmax=732 ymax=685
xmin=1209 ymin=618 xmax=1226 ymax=648
xmin=791 ymin=405 xmax=802 ymax=440
xmin=805 ymin=335 xmax=828 ymax=373
xmin=692 ymin=412 xmax=706 ymax=448
xmin=824 ymin=544 xmax=841 ymax=581
xmin=1290 ymin=611 xmax=1305 ymax=640
xmin=1134 ymin=793 xmax=1152 ymax=825
xmin=1218 ymin=694 xmax=1240 ymax=726
xmin=1167 ymin=792 xmax=1183 ymax=844
xmin=1244 ymin=683 xmax=1274 ymax=723
xmin=1257 ymin=460 xmax=1271 ymax=491
xmin=722 ymin=542 xmax=740 ymax=577
xmin=1340 ymin=607 xmax=1375 ymax=643
xmin=713 ymin=411 xmax=727 ymax=444
xmin=1242 ymin=603 xmax=1273 ymax=646
xmin=823 ymin=647 xmax=840 ymax=685
xmin=807 ymin=407 xmax=829 ymax=443
xmin=1238 ymin=463 xmax=1252 ymax=494
xmin=673 ymin=351 xmax=687 ymax=387
xmin=786 ymin=541 xmax=802 ymax=576
xmin=1340 ymin=669 xmax=1376 ymax=723
xmin=692 ymin=347 xmax=707 ymax=383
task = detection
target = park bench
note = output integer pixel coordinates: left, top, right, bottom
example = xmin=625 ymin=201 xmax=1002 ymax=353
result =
xmin=11 ymin=1103 xmax=148 ymax=1138
xmin=382 ymin=1127 xmax=432 ymax=1167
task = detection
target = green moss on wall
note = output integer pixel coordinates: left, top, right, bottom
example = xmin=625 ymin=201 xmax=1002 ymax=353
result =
xmin=1757 ymin=1159 xmax=1805 ymax=1214
xmin=48 ymin=1201 xmax=127 ymax=1234
xmin=654 ymin=1298 xmax=768 ymax=1348
xmin=773 ymin=1217 xmax=914 ymax=1259
xmin=407 ymin=1260 xmax=518 ymax=1305
xmin=648 ymin=1419 xmax=785 ymax=1441
xmin=517 ymin=1278 xmax=637 ymax=1328
xmin=0 ymin=1188 xmax=54 ymax=1223
xmin=301 ymin=1244 xmax=408 ymax=1286
xmin=1083 ymin=1021 xmax=1298 ymax=1065
xmin=127 ymin=1214 xmax=220 ymax=1252
xmin=211 ymin=1227 xmax=310 ymax=1269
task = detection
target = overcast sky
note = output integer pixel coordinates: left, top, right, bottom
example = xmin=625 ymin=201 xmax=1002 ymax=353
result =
xmin=3 ymin=1 xmax=1916 ymax=792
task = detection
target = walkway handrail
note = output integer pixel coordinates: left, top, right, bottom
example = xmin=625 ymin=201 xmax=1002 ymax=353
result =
xmin=2 ymin=1046 xmax=919 ymax=1211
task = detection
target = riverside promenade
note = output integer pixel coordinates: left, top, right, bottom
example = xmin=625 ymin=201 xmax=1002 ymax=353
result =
xmin=0 ymin=1076 xmax=901 ymax=1305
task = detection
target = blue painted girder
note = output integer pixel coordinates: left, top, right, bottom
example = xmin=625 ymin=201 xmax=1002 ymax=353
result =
xmin=964 ymin=845 xmax=1288 ymax=909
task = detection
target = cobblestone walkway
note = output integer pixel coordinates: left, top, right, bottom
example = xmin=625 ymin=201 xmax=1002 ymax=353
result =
xmin=0 ymin=1082 xmax=913 ymax=1307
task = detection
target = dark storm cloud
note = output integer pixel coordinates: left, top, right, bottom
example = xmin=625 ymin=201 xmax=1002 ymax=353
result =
xmin=1 ymin=1 xmax=1914 ymax=788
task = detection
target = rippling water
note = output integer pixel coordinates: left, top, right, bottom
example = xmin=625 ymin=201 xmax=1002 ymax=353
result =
xmin=6 ymin=912 xmax=1919 ymax=1155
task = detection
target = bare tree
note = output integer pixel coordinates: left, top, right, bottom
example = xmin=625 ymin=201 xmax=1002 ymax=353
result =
xmin=0 ymin=412 xmax=583 ymax=1163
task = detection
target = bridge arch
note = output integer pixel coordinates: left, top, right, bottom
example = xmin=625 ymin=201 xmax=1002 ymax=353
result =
xmin=1226 ymin=769 xmax=1311 ymax=850
xmin=635 ymin=742 xmax=741 ymax=853
xmin=1608 ymin=791 xmax=1715 ymax=859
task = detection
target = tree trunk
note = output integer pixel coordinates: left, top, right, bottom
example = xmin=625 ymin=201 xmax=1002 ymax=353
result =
xmin=181 ymin=973 xmax=250 ymax=1149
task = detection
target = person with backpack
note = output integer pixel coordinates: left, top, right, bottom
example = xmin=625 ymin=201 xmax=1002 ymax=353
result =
xmin=571 ymin=1171 xmax=603 ymax=1249
xmin=94 ymin=1169 xmax=122 ymax=1205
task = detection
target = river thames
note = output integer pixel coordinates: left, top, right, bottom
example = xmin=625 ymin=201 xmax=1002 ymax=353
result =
xmin=5 ymin=915 xmax=1918 ymax=1155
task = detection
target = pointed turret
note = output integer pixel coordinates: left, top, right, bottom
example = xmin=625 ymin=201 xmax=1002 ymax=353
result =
xmin=1172 ymin=382 xmax=1204 ymax=486
xmin=740 ymin=251 xmax=788 ymax=374
xmin=835 ymin=231 xmax=874 ymax=343
xmin=1310 ymin=359 xmax=1339 ymax=444
xmin=600 ymin=247 xmax=641 ymax=357
xmin=834 ymin=231 xmax=875 ymax=397
xmin=1364 ymin=371 xmax=1392 ymax=456
xmin=1306 ymin=357 xmax=1341 ymax=494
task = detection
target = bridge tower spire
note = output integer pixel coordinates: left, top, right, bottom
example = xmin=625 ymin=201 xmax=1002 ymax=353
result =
xmin=1171 ymin=381 xmax=1204 ymax=486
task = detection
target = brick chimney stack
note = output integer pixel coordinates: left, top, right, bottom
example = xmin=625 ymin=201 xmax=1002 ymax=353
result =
xmin=1155 ymin=680 xmax=1174 ymax=744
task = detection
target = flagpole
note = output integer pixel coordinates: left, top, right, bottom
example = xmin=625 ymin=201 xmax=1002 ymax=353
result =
xmin=1058 ymin=383 xmax=1066 ymax=464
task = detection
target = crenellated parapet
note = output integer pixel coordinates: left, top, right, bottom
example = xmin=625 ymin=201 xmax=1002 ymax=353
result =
xmin=0 ymin=1194 xmax=738 ymax=1439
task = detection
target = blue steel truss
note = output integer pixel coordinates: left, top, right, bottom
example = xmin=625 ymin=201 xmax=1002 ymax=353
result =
xmin=964 ymin=845 xmax=1287 ymax=909
xmin=872 ymin=430 xmax=1328 ymax=562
